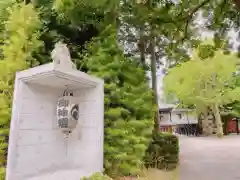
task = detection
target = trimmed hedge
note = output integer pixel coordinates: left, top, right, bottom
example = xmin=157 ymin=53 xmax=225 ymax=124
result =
xmin=144 ymin=132 xmax=179 ymax=170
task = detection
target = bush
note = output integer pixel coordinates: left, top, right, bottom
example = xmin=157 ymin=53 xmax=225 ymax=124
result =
xmin=82 ymin=172 xmax=113 ymax=180
xmin=144 ymin=132 xmax=179 ymax=170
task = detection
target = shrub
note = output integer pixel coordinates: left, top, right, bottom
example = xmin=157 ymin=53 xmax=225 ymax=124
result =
xmin=144 ymin=132 xmax=179 ymax=170
xmin=84 ymin=29 xmax=154 ymax=176
xmin=82 ymin=172 xmax=113 ymax=180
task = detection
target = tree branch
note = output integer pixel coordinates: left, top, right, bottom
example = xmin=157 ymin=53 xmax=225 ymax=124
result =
xmin=24 ymin=0 xmax=31 ymax=4
xmin=180 ymin=0 xmax=211 ymax=42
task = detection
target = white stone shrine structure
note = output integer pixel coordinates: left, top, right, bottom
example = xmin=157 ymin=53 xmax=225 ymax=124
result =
xmin=6 ymin=42 xmax=104 ymax=180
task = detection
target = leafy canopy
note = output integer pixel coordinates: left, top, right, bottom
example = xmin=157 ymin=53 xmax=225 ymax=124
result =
xmin=164 ymin=40 xmax=240 ymax=110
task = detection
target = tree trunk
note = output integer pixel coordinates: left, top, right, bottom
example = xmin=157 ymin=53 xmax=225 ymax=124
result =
xmin=150 ymin=33 xmax=160 ymax=131
xmin=139 ymin=28 xmax=146 ymax=68
xmin=201 ymin=111 xmax=212 ymax=136
xmin=212 ymin=103 xmax=223 ymax=137
xmin=147 ymin=0 xmax=160 ymax=131
xmin=233 ymin=0 xmax=240 ymax=9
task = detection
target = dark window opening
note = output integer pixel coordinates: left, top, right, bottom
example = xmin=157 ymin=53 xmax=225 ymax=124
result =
xmin=177 ymin=113 xmax=182 ymax=119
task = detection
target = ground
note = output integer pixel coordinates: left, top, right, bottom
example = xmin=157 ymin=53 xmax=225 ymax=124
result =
xmin=179 ymin=135 xmax=240 ymax=180
xmin=100 ymin=135 xmax=240 ymax=180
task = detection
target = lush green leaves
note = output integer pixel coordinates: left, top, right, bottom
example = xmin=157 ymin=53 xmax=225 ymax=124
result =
xmin=84 ymin=29 xmax=154 ymax=176
xmin=0 ymin=3 xmax=42 ymax=177
xmin=53 ymin=0 xmax=116 ymax=27
xmin=164 ymin=40 xmax=240 ymax=109
xmin=144 ymin=132 xmax=179 ymax=170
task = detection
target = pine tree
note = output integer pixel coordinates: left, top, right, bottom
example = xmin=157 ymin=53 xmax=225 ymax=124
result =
xmin=84 ymin=27 xmax=155 ymax=177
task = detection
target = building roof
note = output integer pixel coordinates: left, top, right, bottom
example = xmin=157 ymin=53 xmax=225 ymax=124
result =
xmin=159 ymin=108 xmax=173 ymax=113
xmin=159 ymin=104 xmax=175 ymax=109
xmin=172 ymin=108 xmax=194 ymax=112
xmin=159 ymin=104 xmax=193 ymax=112
xmin=159 ymin=104 xmax=175 ymax=113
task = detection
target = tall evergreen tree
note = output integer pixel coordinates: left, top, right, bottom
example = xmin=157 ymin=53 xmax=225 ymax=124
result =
xmin=84 ymin=27 xmax=155 ymax=176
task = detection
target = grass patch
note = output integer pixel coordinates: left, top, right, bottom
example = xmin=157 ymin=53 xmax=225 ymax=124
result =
xmin=139 ymin=168 xmax=179 ymax=180
xmin=118 ymin=168 xmax=179 ymax=180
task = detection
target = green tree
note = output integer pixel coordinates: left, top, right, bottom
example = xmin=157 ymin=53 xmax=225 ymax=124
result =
xmin=83 ymin=27 xmax=154 ymax=176
xmin=164 ymin=40 xmax=240 ymax=136
xmin=119 ymin=1 xmax=194 ymax=128
xmin=0 ymin=2 xmax=42 ymax=178
xmin=0 ymin=0 xmax=15 ymax=43
xmin=221 ymin=75 xmax=240 ymax=118
xmin=31 ymin=0 xmax=102 ymax=68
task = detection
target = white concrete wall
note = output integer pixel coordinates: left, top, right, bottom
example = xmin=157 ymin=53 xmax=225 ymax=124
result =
xmin=160 ymin=113 xmax=171 ymax=125
xmin=171 ymin=111 xmax=197 ymax=125
xmin=7 ymin=78 xmax=104 ymax=180
xmin=160 ymin=111 xmax=197 ymax=126
xmin=68 ymin=85 xmax=104 ymax=174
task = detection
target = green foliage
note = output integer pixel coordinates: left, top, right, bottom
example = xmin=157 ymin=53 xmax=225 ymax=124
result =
xmin=32 ymin=0 xmax=102 ymax=70
xmin=164 ymin=40 xmax=240 ymax=110
xmin=223 ymin=74 xmax=240 ymax=117
xmin=0 ymin=2 xmax=42 ymax=175
xmin=0 ymin=0 xmax=15 ymax=42
xmin=0 ymin=167 xmax=5 ymax=180
xmin=2 ymin=3 xmax=43 ymax=69
xmin=84 ymin=28 xmax=154 ymax=177
xmin=82 ymin=172 xmax=113 ymax=180
xmin=120 ymin=0 xmax=193 ymax=66
xmin=144 ymin=132 xmax=179 ymax=170
xmin=53 ymin=0 xmax=117 ymax=27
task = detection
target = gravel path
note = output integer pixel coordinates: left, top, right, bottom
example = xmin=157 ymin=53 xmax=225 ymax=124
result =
xmin=179 ymin=135 xmax=240 ymax=180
